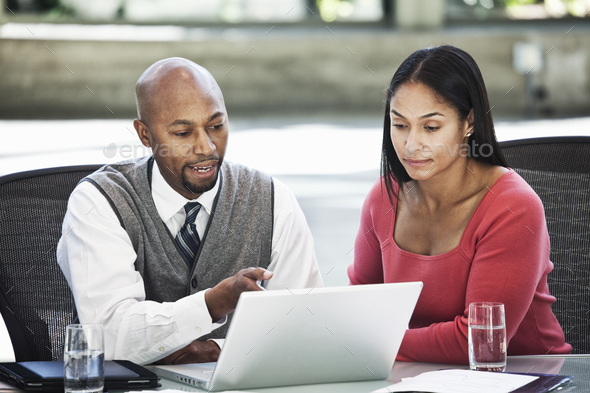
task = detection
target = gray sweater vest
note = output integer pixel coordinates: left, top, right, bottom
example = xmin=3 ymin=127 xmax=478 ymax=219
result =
xmin=82 ymin=156 xmax=273 ymax=339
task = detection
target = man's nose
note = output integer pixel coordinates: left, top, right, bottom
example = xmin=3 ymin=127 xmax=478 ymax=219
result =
xmin=192 ymin=130 xmax=216 ymax=156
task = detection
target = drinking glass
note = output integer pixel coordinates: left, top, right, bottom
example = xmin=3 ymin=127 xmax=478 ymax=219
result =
xmin=64 ymin=324 xmax=105 ymax=393
xmin=468 ymin=302 xmax=506 ymax=372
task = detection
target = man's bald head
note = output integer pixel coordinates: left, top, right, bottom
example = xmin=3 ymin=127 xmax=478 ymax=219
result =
xmin=135 ymin=57 xmax=223 ymax=128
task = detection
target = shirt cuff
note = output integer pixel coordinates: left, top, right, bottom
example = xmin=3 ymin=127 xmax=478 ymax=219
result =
xmin=172 ymin=289 xmax=216 ymax=336
xmin=208 ymin=338 xmax=225 ymax=350
xmin=126 ymin=290 xmax=215 ymax=365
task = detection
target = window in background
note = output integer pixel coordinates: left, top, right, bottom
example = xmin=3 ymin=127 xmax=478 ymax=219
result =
xmin=315 ymin=0 xmax=383 ymax=22
xmin=447 ymin=0 xmax=590 ymax=22
xmin=3 ymin=0 xmax=589 ymax=24
xmin=2 ymin=0 xmax=383 ymax=23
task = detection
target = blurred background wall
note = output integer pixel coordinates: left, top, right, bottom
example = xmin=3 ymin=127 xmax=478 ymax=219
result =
xmin=1 ymin=0 xmax=589 ymax=120
xmin=1 ymin=0 xmax=589 ymax=287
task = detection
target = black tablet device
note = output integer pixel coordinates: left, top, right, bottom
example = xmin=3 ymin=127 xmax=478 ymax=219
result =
xmin=0 ymin=360 xmax=160 ymax=392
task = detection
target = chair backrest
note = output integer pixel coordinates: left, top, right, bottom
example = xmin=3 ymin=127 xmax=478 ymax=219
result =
xmin=0 ymin=165 xmax=103 ymax=361
xmin=499 ymin=136 xmax=590 ymax=354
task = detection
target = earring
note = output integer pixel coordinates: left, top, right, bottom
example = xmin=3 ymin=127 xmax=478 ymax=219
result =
xmin=466 ymin=128 xmax=474 ymax=137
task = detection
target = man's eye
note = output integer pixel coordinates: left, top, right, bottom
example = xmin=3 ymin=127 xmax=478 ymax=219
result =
xmin=175 ymin=132 xmax=189 ymax=137
xmin=212 ymin=123 xmax=225 ymax=130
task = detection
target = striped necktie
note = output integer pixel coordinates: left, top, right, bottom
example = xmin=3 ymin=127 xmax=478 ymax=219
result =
xmin=175 ymin=202 xmax=202 ymax=266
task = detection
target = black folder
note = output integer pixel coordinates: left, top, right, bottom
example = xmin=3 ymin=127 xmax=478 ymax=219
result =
xmin=0 ymin=360 xmax=160 ymax=392
xmin=510 ymin=372 xmax=573 ymax=393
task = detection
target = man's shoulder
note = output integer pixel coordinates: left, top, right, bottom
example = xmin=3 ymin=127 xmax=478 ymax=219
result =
xmin=217 ymin=162 xmax=277 ymax=212
xmin=88 ymin=156 xmax=151 ymax=178
xmin=221 ymin=161 xmax=273 ymax=187
xmin=83 ymin=156 xmax=151 ymax=187
xmin=221 ymin=161 xmax=269 ymax=178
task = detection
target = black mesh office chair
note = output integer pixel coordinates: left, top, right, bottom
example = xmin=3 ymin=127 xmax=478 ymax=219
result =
xmin=500 ymin=136 xmax=590 ymax=354
xmin=0 ymin=165 xmax=102 ymax=361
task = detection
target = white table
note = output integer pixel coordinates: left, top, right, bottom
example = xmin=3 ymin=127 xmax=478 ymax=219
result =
xmin=153 ymin=355 xmax=588 ymax=392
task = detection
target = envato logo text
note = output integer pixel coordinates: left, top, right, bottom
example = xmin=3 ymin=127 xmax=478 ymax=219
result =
xmin=103 ymin=143 xmax=204 ymax=159
xmin=403 ymin=141 xmax=493 ymax=159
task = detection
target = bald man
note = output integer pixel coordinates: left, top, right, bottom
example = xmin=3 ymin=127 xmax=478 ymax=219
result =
xmin=57 ymin=58 xmax=323 ymax=365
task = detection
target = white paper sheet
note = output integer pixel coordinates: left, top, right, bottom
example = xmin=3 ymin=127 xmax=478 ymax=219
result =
xmin=372 ymin=369 xmax=538 ymax=393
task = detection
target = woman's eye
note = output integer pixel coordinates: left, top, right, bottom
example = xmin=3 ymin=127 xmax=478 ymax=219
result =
xmin=392 ymin=124 xmax=406 ymax=129
xmin=425 ymin=126 xmax=439 ymax=132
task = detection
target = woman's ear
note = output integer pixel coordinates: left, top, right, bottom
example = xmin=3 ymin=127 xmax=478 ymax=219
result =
xmin=467 ymin=108 xmax=474 ymax=129
xmin=463 ymin=109 xmax=475 ymax=137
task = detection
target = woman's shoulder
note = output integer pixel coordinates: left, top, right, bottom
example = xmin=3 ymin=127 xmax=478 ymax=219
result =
xmin=365 ymin=176 xmax=398 ymax=206
xmin=472 ymin=167 xmax=546 ymax=231
xmin=462 ymin=167 xmax=550 ymax=257
xmin=360 ymin=176 xmax=399 ymax=223
xmin=487 ymin=168 xmax=543 ymax=208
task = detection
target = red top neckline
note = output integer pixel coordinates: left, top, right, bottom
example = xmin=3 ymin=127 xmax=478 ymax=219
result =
xmin=389 ymin=169 xmax=515 ymax=260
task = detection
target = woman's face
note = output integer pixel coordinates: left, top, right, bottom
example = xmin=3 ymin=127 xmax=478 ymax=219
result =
xmin=389 ymin=82 xmax=472 ymax=182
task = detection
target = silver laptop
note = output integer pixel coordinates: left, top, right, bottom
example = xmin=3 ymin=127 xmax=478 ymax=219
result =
xmin=155 ymin=282 xmax=422 ymax=391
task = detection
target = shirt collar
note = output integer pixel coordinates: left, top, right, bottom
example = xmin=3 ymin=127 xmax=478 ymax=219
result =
xmin=151 ymin=160 xmax=220 ymax=223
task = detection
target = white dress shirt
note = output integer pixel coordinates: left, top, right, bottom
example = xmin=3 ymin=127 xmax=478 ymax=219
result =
xmin=57 ymin=161 xmax=323 ymax=365
xmin=0 ymin=314 xmax=16 ymax=362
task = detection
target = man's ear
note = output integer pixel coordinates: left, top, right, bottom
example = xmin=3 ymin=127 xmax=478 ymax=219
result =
xmin=134 ymin=119 xmax=152 ymax=148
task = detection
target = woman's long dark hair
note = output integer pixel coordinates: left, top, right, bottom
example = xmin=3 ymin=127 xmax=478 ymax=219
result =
xmin=381 ymin=45 xmax=507 ymax=203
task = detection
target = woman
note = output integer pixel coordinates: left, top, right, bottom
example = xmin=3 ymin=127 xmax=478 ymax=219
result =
xmin=348 ymin=45 xmax=571 ymax=364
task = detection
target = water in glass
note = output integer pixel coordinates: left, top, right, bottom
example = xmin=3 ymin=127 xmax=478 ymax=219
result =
xmin=64 ymin=349 xmax=105 ymax=393
xmin=468 ymin=325 xmax=506 ymax=372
